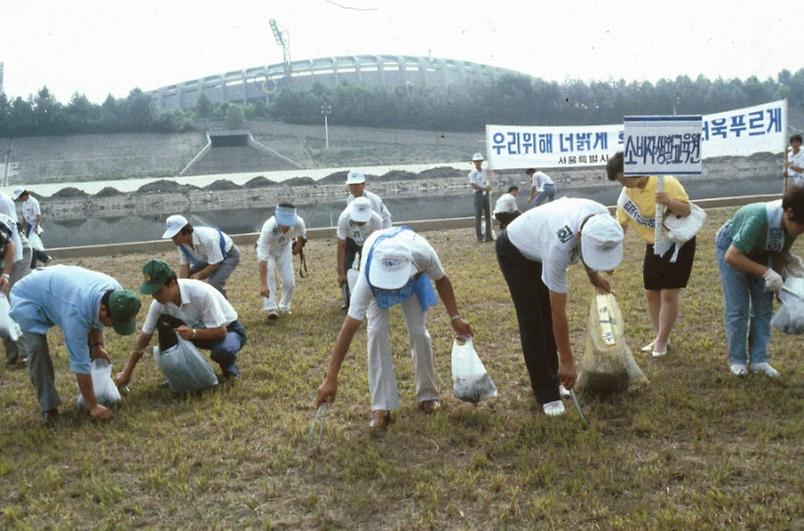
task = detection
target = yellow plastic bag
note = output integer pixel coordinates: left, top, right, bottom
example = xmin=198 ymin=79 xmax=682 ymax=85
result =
xmin=577 ymin=291 xmax=648 ymax=392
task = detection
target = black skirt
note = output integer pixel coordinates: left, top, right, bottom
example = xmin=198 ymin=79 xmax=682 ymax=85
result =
xmin=642 ymin=237 xmax=696 ymax=290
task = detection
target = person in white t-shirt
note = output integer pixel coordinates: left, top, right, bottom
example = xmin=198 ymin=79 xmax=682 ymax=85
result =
xmin=115 ymin=259 xmax=246 ymax=385
xmin=316 ymin=227 xmax=474 ymax=430
xmin=256 ymin=203 xmax=307 ymax=320
xmin=527 ymin=169 xmax=556 ymax=207
xmin=785 ymin=133 xmax=804 ymax=189
xmin=496 ymin=198 xmax=624 ymax=417
xmin=11 ymin=187 xmax=50 ymax=267
xmin=345 ymin=171 xmax=392 ymax=228
xmin=336 ymin=197 xmax=384 ymax=309
xmin=493 ymin=185 xmax=521 ymax=229
xmin=0 ymin=191 xmax=32 ymax=366
xmin=468 ymin=153 xmax=493 ymax=242
xmin=162 ymin=214 xmax=240 ymax=298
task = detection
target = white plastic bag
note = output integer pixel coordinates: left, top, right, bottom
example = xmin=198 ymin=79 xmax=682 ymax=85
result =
xmin=154 ymin=338 xmax=218 ymax=392
xmin=346 ymin=268 xmax=359 ymax=294
xmin=0 ymin=294 xmax=22 ymax=341
xmin=664 ymin=203 xmax=707 ymax=243
xmin=76 ymin=358 xmax=122 ymax=409
xmin=451 ymin=338 xmax=497 ymax=403
xmin=27 ymin=230 xmax=44 ymax=251
xmin=771 ymin=276 xmax=804 ymax=335
xmin=577 ymin=292 xmax=648 ymax=393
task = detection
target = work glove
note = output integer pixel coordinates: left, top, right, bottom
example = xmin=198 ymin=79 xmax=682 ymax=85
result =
xmin=762 ymin=268 xmax=784 ymax=294
xmin=781 ymin=253 xmax=804 ymax=278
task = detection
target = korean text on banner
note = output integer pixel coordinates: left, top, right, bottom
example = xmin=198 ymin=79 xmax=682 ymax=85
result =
xmin=622 ymin=115 xmax=703 ymax=176
xmin=485 ymin=99 xmax=786 ymax=170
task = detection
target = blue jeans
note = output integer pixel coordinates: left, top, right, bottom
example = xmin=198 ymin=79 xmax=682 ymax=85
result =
xmin=715 ymin=224 xmax=773 ymax=365
xmin=531 ymin=183 xmax=556 ymax=207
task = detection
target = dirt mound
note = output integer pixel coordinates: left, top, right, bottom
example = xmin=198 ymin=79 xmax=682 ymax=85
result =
xmin=418 ymin=166 xmax=465 ymax=178
xmin=282 ymin=176 xmax=316 ymax=186
xmin=50 ymin=187 xmax=89 ymax=199
xmin=137 ymin=180 xmax=200 ymax=193
xmin=377 ymin=170 xmax=418 ymax=182
xmin=204 ymin=179 xmax=241 ymax=191
xmin=243 ymin=176 xmax=278 ymax=188
xmin=95 ymin=186 xmax=125 ymax=197
xmin=318 ymin=170 xmax=350 ymax=184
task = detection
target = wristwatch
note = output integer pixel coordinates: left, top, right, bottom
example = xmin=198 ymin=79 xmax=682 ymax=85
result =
xmin=450 ymin=314 xmax=461 ymax=322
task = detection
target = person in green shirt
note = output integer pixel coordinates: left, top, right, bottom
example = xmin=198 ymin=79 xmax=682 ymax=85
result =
xmin=715 ymin=186 xmax=804 ymax=377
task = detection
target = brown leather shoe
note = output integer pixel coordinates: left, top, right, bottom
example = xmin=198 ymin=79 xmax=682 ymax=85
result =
xmin=419 ymin=400 xmax=440 ymax=414
xmin=368 ymin=410 xmax=391 ymax=430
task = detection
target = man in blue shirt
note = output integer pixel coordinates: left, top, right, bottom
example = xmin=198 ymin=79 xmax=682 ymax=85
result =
xmin=10 ymin=266 xmax=141 ymax=423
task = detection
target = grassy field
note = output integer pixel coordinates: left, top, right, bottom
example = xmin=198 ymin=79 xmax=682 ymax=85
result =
xmin=0 ymin=207 xmax=801 ymax=529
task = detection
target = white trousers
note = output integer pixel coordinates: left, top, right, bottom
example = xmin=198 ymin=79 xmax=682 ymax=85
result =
xmin=262 ymin=248 xmax=295 ymax=312
xmin=367 ymin=295 xmax=438 ymax=411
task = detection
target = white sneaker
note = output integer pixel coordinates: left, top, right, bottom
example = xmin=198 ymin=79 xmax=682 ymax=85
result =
xmin=543 ymin=400 xmax=565 ymax=417
xmin=749 ymin=362 xmax=781 ymax=378
xmin=730 ymin=363 xmax=748 ymax=376
xmin=559 ymin=385 xmax=571 ymax=399
xmin=641 ymin=339 xmax=671 ymax=353
xmin=266 ymin=309 xmax=278 ymax=321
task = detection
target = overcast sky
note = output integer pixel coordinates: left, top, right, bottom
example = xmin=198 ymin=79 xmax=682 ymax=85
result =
xmin=1 ymin=0 xmax=799 ymax=103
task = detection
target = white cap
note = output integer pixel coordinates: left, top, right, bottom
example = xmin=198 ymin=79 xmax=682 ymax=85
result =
xmin=162 ymin=214 xmax=189 ymax=239
xmin=275 ymin=204 xmax=298 ymax=227
xmin=368 ymin=237 xmax=415 ymax=290
xmin=11 ymin=187 xmax=25 ymax=200
xmin=346 ymin=170 xmax=366 ymax=185
xmin=472 ymin=152 xmax=484 ymax=161
xmin=349 ymin=197 xmax=373 ymax=223
xmin=580 ymin=213 xmax=624 ymax=272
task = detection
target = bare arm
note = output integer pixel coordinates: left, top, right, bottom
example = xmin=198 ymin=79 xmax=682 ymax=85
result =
xmin=548 ymin=290 xmax=577 ymax=389
xmin=0 ymin=241 xmax=15 ymax=292
xmin=192 ymin=263 xmax=219 ymax=280
xmin=725 ymin=245 xmax=769 ymax=277
xmin=316 ymin=316 xmax=363 ymax=406
xmin=434 ymin=275 xmax=473 ymax=338
xmin=115 ymin=331 xmax=153 ymax=386
xmin=336 ymin=239 xmax=346 ymax=285
xmin=178 ymin=264 xmax=191 ymax=279
xmin=176 ymin=324 xmax=227 ymax=343
xmin=655 ymin=192 xmax=691 ymax=217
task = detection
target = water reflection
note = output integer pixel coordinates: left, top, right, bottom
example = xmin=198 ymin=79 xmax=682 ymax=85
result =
xmin=44 ymin=175 xmax=782 ymax=248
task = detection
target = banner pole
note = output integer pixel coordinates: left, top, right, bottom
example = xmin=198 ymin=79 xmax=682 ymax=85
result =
xmin=655 ymin=175 xmax=664 ymax=255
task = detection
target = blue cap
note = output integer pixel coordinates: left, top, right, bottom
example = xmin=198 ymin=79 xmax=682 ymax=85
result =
xmin=275 ymin=205 xmax=298 ymax=227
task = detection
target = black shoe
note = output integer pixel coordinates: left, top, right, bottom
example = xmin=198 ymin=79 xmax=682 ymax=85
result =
xmin=223 ymin=363 xmax=240 ymax=380
xmin=41 ymin=409 xmax=59 ymax=425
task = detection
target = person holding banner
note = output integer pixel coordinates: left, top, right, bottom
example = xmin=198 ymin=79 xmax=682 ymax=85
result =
xmin=606 ymin=152 xmax=695 ymax=358
xmin=715 ymin=187 xmax=804 ymax=378
xmin=315 ymin=227 xmax=474 ymax=430
xmin=496 ymin=198 xmax=624 ymax=416
xmin=468 ymin=153 xmax=493 ymax=242
xmin=785 ymin=134 xmax=803 ymax=189
xmin=527 ymin=169 xmax=556 ymax=207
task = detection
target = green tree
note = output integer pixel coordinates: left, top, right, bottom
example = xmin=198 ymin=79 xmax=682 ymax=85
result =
xmin=225 ymin=105 xmax=246 ymax=129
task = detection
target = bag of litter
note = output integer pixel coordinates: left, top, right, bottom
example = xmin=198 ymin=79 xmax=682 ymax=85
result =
xmin=0 ymin=294 xmax=22 ymax=341
xmin=577 ymin=292 xmax=648 ymax=393
xmin=154 ymin=338 xmax=218 ymax=392
xmin=771 ymin=276 xmax=804 ymax=335
xmin=27 ymin=230 xmax=44 ymax=252
xmin=76 ymin=358 xmax=122 ymax=409
xmin=451 ymin=338 xmax=497 ymax=403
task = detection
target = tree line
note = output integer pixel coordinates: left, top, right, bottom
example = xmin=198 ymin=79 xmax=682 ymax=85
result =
xmin=1 ymin=69 xmax=802 ymax=137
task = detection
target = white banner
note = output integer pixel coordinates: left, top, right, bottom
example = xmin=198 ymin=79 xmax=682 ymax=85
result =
xmin=486 ymin=99 xmax=787 ymax=169
xmin=623 ymin=115 xmax=702 ymax=176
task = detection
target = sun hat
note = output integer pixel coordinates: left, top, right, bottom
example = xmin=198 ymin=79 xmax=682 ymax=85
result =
xmin=162 ymin=215 xmax=189 ymax=239
xmin=11 ymin=187 xmax=26 ymax=200
xmin=345 ymin=170 xmax=366 ymax=185
xmin=275 ymin=204 xmax=298 ymax=227
xmin=580 ymin=213 xmax=624 ymax=272
xmin=471 ymin=152 xmax=484 ymax=161
xmin=349 ymin=197 xmax=373 ymax=223
xmin=368 ymin=237 xmax=415 ymax=290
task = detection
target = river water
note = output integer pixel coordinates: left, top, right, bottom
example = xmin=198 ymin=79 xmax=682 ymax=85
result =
xmin=41 ymin=174 xmax=783 ymax=248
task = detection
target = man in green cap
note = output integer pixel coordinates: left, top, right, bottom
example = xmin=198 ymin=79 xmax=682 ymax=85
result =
xmin=10 ymin=265 xmax=141 ymax=423
xmin=115 ymin=259 xmax=245 ymax=387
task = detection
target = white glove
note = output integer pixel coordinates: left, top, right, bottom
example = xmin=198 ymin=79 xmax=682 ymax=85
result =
xmin=762 ymin=268 xmax=784 ymax=294
xmin=782 ymin=253 xmax=804 ymax=278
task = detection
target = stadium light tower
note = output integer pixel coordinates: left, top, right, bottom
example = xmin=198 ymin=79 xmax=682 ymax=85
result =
xmin=269 ymin=19 xmax=292 ymax=81
xmin=321 ymin=101 xmax=332 ymax=149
